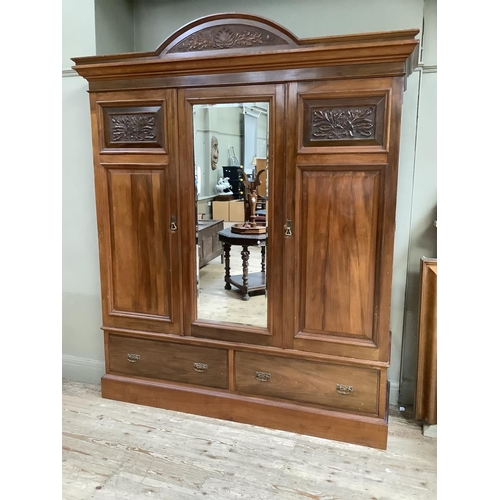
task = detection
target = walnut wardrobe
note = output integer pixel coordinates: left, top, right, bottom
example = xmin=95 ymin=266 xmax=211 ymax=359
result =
xmin=72 ymin=13 xmax=419 ymax=449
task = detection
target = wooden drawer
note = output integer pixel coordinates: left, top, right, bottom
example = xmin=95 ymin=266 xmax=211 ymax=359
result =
xmin=108 ymin=335 xmax=228 ymax=389
xmin=235 ymin=352 xmax=380 ymax=415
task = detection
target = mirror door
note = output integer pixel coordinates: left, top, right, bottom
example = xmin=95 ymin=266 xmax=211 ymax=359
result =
xmin=178 ymin=85 xmax=285 ymax=347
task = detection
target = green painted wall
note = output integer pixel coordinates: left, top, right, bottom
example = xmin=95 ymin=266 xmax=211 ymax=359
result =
xmin=95 ymin=0 xmax=135 ymax=55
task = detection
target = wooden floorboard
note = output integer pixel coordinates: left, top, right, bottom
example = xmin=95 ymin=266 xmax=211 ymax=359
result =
xmin=62 ymin=379 xmax=436 ymax=499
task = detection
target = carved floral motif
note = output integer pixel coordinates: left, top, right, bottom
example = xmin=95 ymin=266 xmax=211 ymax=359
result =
xmin=171 ymin=26 xmax=285 ymax=52
xmin=311 ymin=106 xmax=376 ymax=140
xmin=110 ymin=114 xmax=157 ymax=142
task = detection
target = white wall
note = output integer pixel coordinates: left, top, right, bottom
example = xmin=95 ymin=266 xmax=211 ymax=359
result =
xmin=194 ymin=104 xmax=269 ymax=200
xmin=62 ymin=0 xmax=437 ymax=405
xmin=62 ymin=0 xmax=105 ymax=383
xmin=194 ymin=105 xmax=244 ymax=198
xmin=194 ymin=105 xmax=243 ymax=199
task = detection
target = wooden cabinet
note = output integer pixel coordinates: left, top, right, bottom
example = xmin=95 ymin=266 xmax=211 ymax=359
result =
xmin=73 ymin=13 xmax=419 ymax=449
xmin=415 ymin=258 xmax=437 ymax=425
xmin=197 ymin=219 xmax=223 ymax=268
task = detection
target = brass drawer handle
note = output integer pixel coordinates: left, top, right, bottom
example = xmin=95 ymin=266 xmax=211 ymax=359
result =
xmin=194 ymin=363 xmax=208 ymax=372
xmin=255 ymin=371 xmax=271 ymax=382
xmin=127 ymin=353 xmax=140 ymax=363
xmin=336 ymin=384 xmax=353 ymax=395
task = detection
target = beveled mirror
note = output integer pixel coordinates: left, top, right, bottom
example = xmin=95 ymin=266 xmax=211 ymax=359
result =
xmin=193 ymin=102 xmax=269 ymax=328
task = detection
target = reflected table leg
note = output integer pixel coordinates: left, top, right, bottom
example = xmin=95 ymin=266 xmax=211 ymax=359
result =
xmin=241 ymin=245 xmax=250 ymax=301
xmin=223 ymin=243 xmax=231 ymax=290
xmin=218 ymin=228 xmax=268 ymax=300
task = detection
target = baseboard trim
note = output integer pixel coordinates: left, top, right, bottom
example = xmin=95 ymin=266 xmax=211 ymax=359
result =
xmin=102 ymin=374 xmax=388 ymax=450
xmin=423 ymin=424 xmax=437 ymax=438
xmin=389 ymin=380 xmax=399 ymax=406
xmin=62 ymin=355 xmax=105 ymax=385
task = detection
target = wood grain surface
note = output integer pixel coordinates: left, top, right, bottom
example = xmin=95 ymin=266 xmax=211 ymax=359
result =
xmin=108 ymin=335 xmax=228 ymax=389
xmin=415 ymin=259 xmax=437 ymax=425
xmin=72 ymin=13 xmax=420 ymax=451
xmin=234 ymin=351 xmax=380 ymax=416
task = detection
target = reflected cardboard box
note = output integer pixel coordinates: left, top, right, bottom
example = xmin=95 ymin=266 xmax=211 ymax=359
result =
xmin=212 ymin=200 xmax=245 ymax=222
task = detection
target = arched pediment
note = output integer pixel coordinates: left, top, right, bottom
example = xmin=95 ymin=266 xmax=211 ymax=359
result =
xmin=156 ymin=13 xmax=300 ymax=56
xmin=71 ymin=13 xmax=419 ymax=85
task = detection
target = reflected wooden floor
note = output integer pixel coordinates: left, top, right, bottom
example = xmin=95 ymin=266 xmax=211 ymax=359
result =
xmin=198 ymin=246 xmax=267 ymax=328
xmin=62 ymin=379 xmax=437 ymax=500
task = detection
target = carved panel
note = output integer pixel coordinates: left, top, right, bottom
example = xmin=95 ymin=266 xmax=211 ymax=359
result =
xmin=302 ymin=96 xmax=386 ymax=148
xmin=169 ymin=25 xmax=290 ymax=53
xmin=111 ymin=114 xmax=156 ymax=142
xmin=103 ymin=106 xmax=165 ymax=151
xmin=311 ymin=106 xmax=376 ymax=140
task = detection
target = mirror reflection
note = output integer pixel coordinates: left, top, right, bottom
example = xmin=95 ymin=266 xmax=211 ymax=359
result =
xmin=193 ymin=102 xmax=269 ymax=328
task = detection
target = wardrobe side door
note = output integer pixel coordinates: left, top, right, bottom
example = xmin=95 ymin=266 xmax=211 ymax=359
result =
xmin=90 ymin=89 xmax=182 ymax=334
xmin=284 ymin=78 xmax=404 ymax=362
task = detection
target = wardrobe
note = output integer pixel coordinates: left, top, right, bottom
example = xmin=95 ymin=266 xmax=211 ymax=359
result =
xmin=72 ymin=13 xmax=419 ymax=449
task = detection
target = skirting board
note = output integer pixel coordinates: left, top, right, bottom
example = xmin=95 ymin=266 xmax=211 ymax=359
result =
xmin=62 ymin=354 xmax=105 ymax=385
xmin=389 ymin=380 xmax=399 ymax=406
xmin=102 ymin=374 xmax=389 ymax=450
xmin=423 ymin=424 xmax=437 ymax=438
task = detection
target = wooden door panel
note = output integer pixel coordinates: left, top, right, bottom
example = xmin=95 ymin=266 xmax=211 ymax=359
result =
xmin=284 ymin=79 xmax=403 ymax=361
xmin=178 ymin=84 xmax=285 ymax=347
xmin=108 ymin=168 xmax=168 ymax=316
xmin=90 ymin=89 xmax=182 ymax=335
xmin=300 ymin=168 xmax=382 ymax=339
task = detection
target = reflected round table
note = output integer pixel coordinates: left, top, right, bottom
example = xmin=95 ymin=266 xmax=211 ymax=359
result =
xmin=217 ymin=227 xmax=268 ymax=301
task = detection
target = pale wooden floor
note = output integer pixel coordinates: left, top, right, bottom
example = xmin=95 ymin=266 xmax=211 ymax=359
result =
xmin=198 ymin=247 xmax=267 ymax=328
xmin=62 ymin=379 xmax=436 ymax=500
